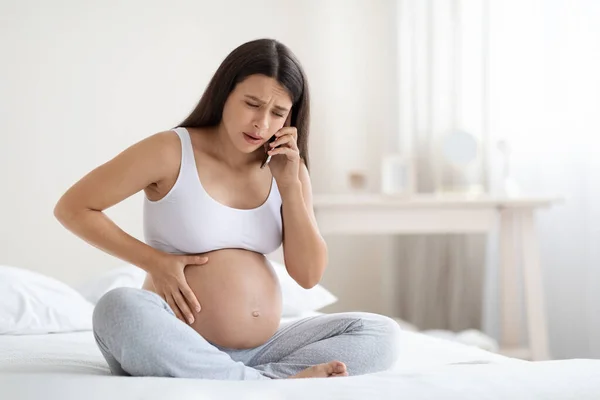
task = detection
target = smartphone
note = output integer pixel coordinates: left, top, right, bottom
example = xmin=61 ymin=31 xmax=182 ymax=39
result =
xmin=260 ymin=111 xmax=292 ymax=169
xmin=260 ymin=135 xmax=276 ymax=169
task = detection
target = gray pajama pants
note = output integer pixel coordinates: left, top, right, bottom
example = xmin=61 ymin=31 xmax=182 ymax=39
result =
xmin=92 ymin=287 xmax=401 ymax=380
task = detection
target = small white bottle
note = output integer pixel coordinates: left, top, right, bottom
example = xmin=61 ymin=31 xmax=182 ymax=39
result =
xmin=497 ymin=139 xmax=520 ymax=197
xmin=381 ymin=154 xmax=414 ymax=196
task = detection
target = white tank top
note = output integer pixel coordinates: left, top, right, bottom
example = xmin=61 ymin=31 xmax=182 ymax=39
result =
xmin=143 ymin=127 xmax=283 ymax=255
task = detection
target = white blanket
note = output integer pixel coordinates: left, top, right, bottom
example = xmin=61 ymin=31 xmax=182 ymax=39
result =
xmin=2 ymin=326 xmax=599 ymax=399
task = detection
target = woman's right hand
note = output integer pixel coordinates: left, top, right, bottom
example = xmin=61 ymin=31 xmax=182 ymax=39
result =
xmin=148 ymin=253 xmax=208 ymax=325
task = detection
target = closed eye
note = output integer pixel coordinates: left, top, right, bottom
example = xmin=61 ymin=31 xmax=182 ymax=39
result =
xmin=245 ymin=99 xmax=284 ymax=117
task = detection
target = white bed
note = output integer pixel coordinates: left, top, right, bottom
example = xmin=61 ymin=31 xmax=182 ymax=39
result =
xmin=3 ymin=264 xmax=600 ymax=399
xmin=2 ymin=317 xmax=600 ymax=400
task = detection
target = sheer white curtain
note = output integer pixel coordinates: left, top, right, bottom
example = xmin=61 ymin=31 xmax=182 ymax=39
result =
xmin=486 ymin=0 xmax=600 ymax=359
xmin=395 ymin=0 xmax=600 ymax=358
xmin=392 ymin=0 xmax=489 ymax=331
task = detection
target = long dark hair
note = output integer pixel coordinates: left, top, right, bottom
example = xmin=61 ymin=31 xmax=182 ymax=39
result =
xmin=176 ymin=38 xmax=311 ymax=169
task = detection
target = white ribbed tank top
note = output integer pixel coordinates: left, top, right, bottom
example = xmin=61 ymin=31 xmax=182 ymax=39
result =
xmin=143 ymin=127 xmax=283 ymax=255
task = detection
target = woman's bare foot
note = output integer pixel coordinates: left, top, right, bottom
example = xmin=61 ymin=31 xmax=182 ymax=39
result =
xmin=288 ymin=361 xmax=348 ymax=379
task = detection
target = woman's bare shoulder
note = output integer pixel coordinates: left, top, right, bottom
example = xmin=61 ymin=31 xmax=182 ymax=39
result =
xmin=143 ymin=129 xmax=182 ymax=159
xmin=54 ymin=129 xmax=183 ymax=213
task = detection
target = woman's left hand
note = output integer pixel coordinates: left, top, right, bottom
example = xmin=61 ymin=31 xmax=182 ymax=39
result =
xmin=266 ymin=120 xmax=301 ymax=189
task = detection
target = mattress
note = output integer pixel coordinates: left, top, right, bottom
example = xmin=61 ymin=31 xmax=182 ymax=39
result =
xmin=0 ymin=315 xmax=510 ymax=375
xmin=2 ymin=316 xmax=600 ymax=400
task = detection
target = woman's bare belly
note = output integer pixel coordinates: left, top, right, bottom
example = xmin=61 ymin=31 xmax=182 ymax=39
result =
xmin=142 ymin=248 xmax=282 ymax=349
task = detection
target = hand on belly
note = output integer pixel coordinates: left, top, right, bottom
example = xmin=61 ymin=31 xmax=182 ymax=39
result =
xmin=145 ymin=249 xmax=283 ymax=349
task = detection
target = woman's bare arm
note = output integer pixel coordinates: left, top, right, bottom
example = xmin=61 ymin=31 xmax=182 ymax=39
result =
xmin=53 ymin=131 xmax=180 ymax=272
xmin=280 ymin=162 xmax=328 ymax=289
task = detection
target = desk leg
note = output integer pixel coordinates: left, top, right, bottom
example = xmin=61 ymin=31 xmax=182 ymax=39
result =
xmin=499 ymin=209 xmax=521 ymax=349
xmin=520 ymin=211 xmax=551 ymax=361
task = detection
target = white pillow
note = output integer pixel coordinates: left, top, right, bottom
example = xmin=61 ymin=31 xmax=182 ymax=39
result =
xmin=269 ymin=260 xmax=338 ymax=317
xmin=79 ymin=261 xmax=337 ymax=317
xmin=0 ymin=265 xmax=94 ymax=335
xmin=77 ymin=265 xmax=147 ymax=305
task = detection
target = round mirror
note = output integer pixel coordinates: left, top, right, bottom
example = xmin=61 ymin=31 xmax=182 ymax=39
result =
xmin=441 ymin=130 xmax=479 ymax=166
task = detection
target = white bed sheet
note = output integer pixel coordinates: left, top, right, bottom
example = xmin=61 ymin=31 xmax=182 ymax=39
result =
xmin=2 ymin=314 xmax=600 ymax=400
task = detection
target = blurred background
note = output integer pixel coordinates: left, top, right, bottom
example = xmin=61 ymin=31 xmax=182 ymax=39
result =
xmin=1 ymin=0 xmax=599 ymax=360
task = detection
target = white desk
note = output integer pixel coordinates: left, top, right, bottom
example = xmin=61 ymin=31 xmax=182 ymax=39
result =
xmin=312 ymin=193 xmax=560 ymax=361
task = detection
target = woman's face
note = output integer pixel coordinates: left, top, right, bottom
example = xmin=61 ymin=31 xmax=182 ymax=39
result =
xmin=221 ymin=74 xmax=293 ymax=154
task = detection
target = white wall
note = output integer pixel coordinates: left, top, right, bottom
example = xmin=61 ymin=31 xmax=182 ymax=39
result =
xmin=0 ymin=0 xmax=398 ymax=314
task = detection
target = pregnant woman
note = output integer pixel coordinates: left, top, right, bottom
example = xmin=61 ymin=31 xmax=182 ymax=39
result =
xmin=54 ymin=38 xmax=401 ymax=380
